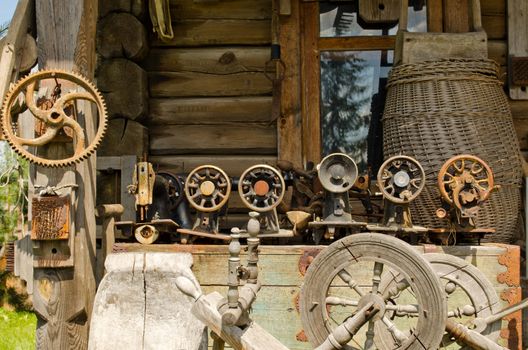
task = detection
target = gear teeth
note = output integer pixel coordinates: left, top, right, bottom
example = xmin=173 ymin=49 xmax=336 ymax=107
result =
xmin=1 ymin=69 xmax=109 ymax=167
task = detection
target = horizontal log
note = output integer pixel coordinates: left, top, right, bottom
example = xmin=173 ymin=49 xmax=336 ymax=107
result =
xmin=488 ymin=40 xmax=506 ymax=65
xmin=97 ymin=12 xmax=148 ymax=61
xmin=99 ymin=0 xmax=146 ymax=19
xmin=144 ymin=47 xmax=269 ymax=73
xmin=510 ymin=100 xmax=528 ymax=118
xmin=98 ymin=118 xmax=149 ymax=157
xmin=149 ymin=71 xmax=272 ymax=97
xmin=513 ymin=118 xmax=528 ymax=150
xmin=148 ymin=96 xmax=272 ymax=124
xmin=482 ymin=14 xmax=505 ymax=40
xmin=169 ymin=0 xmax=271 ymax=20
xmin=149 ymin=124 xmax=277 ymax=155
xmin=97 ymin=59 xmax=148 ymax=120
xmin=481 ymin=0 xmax=505 ymax=15
xmin=149 ymin=155 xmax=277 ymax=176
xmin=151 ymin=19 xmax=271 ymax=47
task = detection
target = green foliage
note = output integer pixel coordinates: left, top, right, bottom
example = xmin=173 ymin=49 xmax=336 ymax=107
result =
xmin=0 ymin=307 xmax=36 ymax=350
xmin=320 ymin=52 xmax=370 ymax=169
xmin=0 ymin=142 xmax=28 ymax=244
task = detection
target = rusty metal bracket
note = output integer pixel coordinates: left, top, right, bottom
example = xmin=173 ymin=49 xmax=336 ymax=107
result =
xmin=298 ymin=248 xmax=321 ymax=276
xmin=31 ymin=195 xmax=70 ymax=240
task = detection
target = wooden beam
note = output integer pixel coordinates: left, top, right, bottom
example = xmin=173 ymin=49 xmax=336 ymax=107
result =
xmin=278 ymin=0 xmax=302 ymax=167
xmin=149 ymin=124 xmax=277 ymax=155
xmin=443 ymin=0 xmax=470 ymax=33
xmin=169 ymin=0 xmax=271 ymax=20
xmin=151 ymin=19 xmax=271 ymax=47
xmin=144 ymin=47 xmax=269 ymax=73
xmin=427 ymin=0 xmax=443 ymax=32
xmin=148 ymin=96 xmax=272 ymax=125
xmin=32 ymin=0 xmax=99 ymax=348
xmin=0 ymin=0 xmax=35 ymax=135
xmin=508 ymin=0 xmax=528 ymax=99
xmin=301 ymin=1 xmax=321 ymax=165
xmin=148 ymin=71 xmax=272 ymax=97
xmin=318 ymin=36 xmax=395 ymax=51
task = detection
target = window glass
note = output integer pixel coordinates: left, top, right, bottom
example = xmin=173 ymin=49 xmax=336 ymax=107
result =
xmin=320 ymin=50 xmax=393 ymax=172
xmin=319 ymin=1 xmax=427 ymax=37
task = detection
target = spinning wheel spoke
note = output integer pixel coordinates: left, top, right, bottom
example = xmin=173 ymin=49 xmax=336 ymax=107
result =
xmin=371 ymin=262 xmax=384 ymax=294
xmin=338 ymin=269 xmax=365 ymax=297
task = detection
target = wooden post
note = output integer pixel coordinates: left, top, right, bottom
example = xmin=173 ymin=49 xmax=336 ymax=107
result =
xmin=31 ymin=0 xmax=99 ymax=349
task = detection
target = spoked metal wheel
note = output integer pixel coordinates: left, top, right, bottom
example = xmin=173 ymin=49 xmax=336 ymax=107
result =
xmin=300 ymin=233 xmax=447 ymax=350
xmin=184 ymin=165 xmax=231 ymax=212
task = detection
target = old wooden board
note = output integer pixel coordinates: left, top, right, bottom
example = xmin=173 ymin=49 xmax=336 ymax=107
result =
xmin=169 ymin=0 xmax=271 ymax=20
xmin=148 ymin=97 xmax=272 ymax=125
xmin=151 ymin=19 xmax=271 ymax=47
xmin=508 ymin=0 xmax=528 ymax=99
xmin=149 ymin=124 xmax=277 ymax=155
xmin=113 ymin=244 xmax=522 ymax=350
xmin=144 ymin=47 xmax=269 ymax=73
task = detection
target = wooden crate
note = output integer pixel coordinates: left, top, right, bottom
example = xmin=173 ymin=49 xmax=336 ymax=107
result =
xmin=113 ymin=243 xmax=523 ymax=349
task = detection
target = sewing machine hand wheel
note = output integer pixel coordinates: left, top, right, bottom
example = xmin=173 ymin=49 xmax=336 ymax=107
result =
xmin=238 ymin=164 xmax=285 ymax=212
xmin=438 ymin=155 xmax=494 ymax=208
xmin=377 ymin=155 xmax=425 ymax=204
xmin=1 ymin=70 xmax=107 ymax=167
xmin=184 ymin=165 xmax=231 ymax=212
xmin=300 ymin=233 xmax=447 ymax=350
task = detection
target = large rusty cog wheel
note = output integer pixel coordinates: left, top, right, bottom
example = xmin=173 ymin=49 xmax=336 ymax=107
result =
xmin=1 ymin=69 xmax=108 ymax=167
xmin=299 ymin=233 xmax=447 ymax=350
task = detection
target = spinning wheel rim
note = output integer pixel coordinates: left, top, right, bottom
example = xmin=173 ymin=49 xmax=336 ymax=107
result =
xmin=377 ymin=155 xmax=425 ymax=204
xmin=437 ymin=154 xmax=494 ymax=205
xmin=299 ymin=233 xmax=447 ymax=350
xmin=184 ymin=165 xmax=231 ymax=212
xmin=1 ymin=70 xmax=108 ymax=167
xmin=238 ymin=164 xmax=285 ymax=212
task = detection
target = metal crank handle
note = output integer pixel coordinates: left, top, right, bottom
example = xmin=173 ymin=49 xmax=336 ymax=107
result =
xmin=445 ymin=319 xmax=507 ymax=350
xmin=315 ymin=302 xmax=379 ymax=350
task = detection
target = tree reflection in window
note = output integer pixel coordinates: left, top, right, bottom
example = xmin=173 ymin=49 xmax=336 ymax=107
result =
xmin=320 ymin=51 xmax=392 ymax=172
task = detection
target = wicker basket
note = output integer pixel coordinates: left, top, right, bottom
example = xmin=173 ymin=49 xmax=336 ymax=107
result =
xmin=383 ymin=58 xmax=523 ymax=243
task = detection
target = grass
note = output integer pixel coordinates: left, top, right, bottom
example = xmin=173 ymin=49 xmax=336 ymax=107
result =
xmin=0 ymin=307 xmax=36 ymax=350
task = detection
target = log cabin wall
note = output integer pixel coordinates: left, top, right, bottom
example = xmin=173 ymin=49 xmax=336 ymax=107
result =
xmin=145 ymin=0 xmax=277 ymax=210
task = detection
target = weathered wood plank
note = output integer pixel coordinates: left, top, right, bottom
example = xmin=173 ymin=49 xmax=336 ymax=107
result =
xmin=149 ymin=155 xmax=277 ymax=176
xmin=151 ymin=19 xmax=271 ymax=47
xmin=98 ymin=119 xmax=149 ymax=158
xmin=510 ymin=100 xmax=528 ymax=118
xmin=301 ymin=2 xmax=321 ymax=164
xmin=482 ymin=14 xmax=506 ymax=40
xmin=488 ymin=40 xmax=507 ymax=65
xmin=149 ymin=124 xmax=277 ymax=155
xmin=443 ymin=0 xmax=469 ymax=33
xmin=169 ymin=0 xmax=271 ymax=20
xmin=513 ymin=117 xmax=528 ymax=150
xmin=149 ymin=71 xmax=272 ymax=97
xmin=148 ymin=97 xmax=272 ymax=124
xmin=508 ymin=0 xmax=528 ymax=99
xmin=278 ymin=0 xmax=302 ymax=167
xmin=481 ymin=0 xmax=505 ymax=15
xmin=427 ymin=0 xmax=443 ymax=32
xmin=144 ymin=47 xmax=269 ymax=73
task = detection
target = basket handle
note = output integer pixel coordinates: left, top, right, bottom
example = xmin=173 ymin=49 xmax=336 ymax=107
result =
xmin=399 ymin=0 xmax=483 ymax=32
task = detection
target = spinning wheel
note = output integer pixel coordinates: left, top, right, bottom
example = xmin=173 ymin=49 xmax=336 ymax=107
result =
xmin=424 ymin=254 xmax=501 ymax=348
xmin=376 ymin=253 xmax=501 ymax=349
xmin=300 ymin=233 xmax=447 ymax=350
xmin=184 ymin=165 xmax=231 ymax=212
xmin=238 ymin=164 xmax=285 ymax=212
xmin=438 ymin=155 xmax=494 ymax=210
xmin=1 ymin=70 xmax=107 ymax=167
xmin=377 ymin=155 xmax=425 ymax=204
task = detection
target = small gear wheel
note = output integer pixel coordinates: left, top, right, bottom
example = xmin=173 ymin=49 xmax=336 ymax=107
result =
xmin=1 ymin=70 xmax=107 ymax=167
